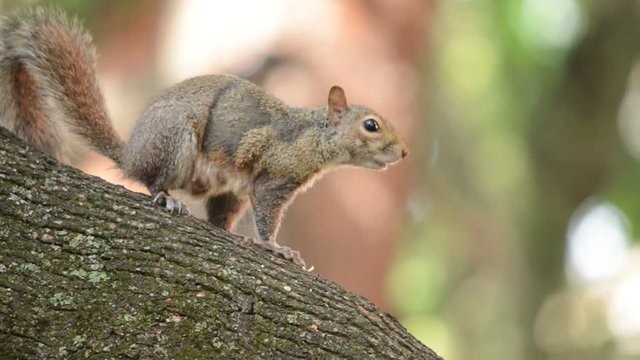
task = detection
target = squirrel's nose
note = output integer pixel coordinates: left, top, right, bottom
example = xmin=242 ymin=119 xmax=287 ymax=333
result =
xmin=401 ymin=140 xmax=409 ymax=159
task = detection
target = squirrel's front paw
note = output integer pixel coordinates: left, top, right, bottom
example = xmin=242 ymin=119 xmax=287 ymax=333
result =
xmin=242 ymin=237 xmax=311 ymax=270
xmin=152 ymin=191 xmax=189 ymax=215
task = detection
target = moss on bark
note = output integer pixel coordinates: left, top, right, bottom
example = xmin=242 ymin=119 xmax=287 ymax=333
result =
xmin=0 ymin=128 xmax=440 ymax=359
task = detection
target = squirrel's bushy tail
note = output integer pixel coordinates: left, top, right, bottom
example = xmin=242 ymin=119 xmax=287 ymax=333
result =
xmin=0 ymin=7 xmax=123 ymax=164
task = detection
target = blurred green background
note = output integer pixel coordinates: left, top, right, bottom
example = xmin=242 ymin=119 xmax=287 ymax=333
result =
xmin=393 ymin=1 xmax=640 ymax=359
xmin=3 ymin=0 xmax=640 ymax=359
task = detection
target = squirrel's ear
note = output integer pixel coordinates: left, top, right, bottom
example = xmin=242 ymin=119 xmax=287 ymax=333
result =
xmin=328 ymin=86 xmax=348 ymax=124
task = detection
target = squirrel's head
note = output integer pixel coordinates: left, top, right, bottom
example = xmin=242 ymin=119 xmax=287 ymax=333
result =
xmin=327 ymin=86 xmax=408 ymax=170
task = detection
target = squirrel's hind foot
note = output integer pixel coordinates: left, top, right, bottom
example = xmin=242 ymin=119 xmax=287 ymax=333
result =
xmin=152 ymin=191 xmax=189 ymax=215
xmin=242 ymin=237 xmax=311 ymax=270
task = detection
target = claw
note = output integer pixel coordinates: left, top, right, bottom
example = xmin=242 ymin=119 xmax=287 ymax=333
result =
xmin=241 ymin=236 xmax=311 ymax=270
xmin=152 ymin=191 xmax=189 ymax=215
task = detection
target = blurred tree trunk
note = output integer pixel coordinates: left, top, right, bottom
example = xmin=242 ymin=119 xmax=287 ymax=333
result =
xmin=274 ymin=0 xmax=434 ymax=308
xmin=525 ymin=1 xmax=640 ymax=358
xmin=0 ymin=128 xmax=440 ymax=359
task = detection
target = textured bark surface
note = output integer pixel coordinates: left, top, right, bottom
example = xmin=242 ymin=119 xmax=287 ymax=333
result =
xmin=0 ymin=128 xmax=440 ymax=359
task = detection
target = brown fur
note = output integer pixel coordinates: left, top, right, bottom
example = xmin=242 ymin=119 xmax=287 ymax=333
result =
xmin=12 ymin=61 xmax=51 ymax=152
xmin=0 ymin=8 xmax=122 ymax=163
xmin=0 ymin=8 xmax=408 ymax=266
xmin=126 ymin=74 xmax=408 ymax=247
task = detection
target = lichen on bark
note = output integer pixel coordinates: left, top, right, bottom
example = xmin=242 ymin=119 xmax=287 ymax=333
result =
xmin=0 ymin=128 xmax=441 ymax=359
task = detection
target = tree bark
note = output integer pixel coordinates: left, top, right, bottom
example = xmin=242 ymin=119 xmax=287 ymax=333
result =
xmin=0 ymin=128 xmax=440 ymax=359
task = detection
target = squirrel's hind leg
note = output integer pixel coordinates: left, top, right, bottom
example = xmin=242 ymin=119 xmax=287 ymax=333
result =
xmin=152 ymin=191 xmax=190 ymax=214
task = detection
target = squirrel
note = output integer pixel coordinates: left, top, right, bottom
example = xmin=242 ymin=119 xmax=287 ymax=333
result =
xmin=0 ymin=8 xmax=408 ymax=268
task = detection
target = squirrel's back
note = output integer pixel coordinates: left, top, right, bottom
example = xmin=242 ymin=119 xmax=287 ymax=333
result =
xmin=0 ymin=8 xmax=122 ymax=163
xmin=120 ymin=74 xmax=290 ymax=191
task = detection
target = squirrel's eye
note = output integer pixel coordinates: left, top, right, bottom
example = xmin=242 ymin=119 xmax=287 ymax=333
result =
xmin=363 ymin=119 xmax=380 ymax=132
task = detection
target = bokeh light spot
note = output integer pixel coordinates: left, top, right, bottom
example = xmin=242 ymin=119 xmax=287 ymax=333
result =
xmin=566 ymin=200 xmax=630 ymax=284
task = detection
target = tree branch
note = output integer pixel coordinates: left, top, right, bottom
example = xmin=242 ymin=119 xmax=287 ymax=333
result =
xmin=0 ymin=127 xmax=440 ymax=359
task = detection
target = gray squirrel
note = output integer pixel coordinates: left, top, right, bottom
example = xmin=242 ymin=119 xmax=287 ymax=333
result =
xmin=0 ymin=8 xmax=408 ymax=268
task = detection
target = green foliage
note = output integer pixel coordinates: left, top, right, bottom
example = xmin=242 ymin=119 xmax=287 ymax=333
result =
xmin=390 ymin=1 xmax=640 ymax=359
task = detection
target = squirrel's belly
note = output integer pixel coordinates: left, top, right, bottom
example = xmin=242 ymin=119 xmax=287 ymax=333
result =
xmin=189 ymin=154 xmax=254 ymax=198
xmin=210 ymin=168 xmax=253 ymax=197
xmin=168 ymin=168 xmax=253 ymax=221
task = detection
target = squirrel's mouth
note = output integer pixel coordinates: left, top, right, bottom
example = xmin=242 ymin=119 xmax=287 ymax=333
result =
xmin=373 ymin=160 xmax=388 ymax=169
xmin=369 ymin=157 xmax=398 ymax=170
xmin=377 ymin=154 xmax=403 ymax=166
